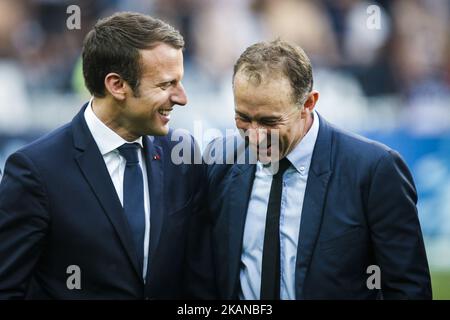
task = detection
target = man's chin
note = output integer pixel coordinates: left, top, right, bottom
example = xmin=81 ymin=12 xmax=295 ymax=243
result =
xmin=257 ymin=150 xmax=280 ymax=164
xmin=145 ymin=127 xmax=169 ymax=137
xmin=249 ymin=145 xmax=276 ymax=163
xmin=257 ymin=156 xmax=271 ymax=165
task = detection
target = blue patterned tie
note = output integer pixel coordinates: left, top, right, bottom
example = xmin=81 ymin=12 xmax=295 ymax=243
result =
xmin=117 ymin=143 xmax=145 ymax=274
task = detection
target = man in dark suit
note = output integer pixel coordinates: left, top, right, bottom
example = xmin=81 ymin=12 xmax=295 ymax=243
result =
xmin=204 ymin=39 xmax=432 ymax=299
xmin=0 ymin=12 xmax=204 ymax=299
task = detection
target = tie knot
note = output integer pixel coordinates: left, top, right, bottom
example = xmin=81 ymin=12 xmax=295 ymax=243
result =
xmin=273 ymin=158 xmax=291 ymax=178
xmin=117 ymin=143 xmax=141 ymax=165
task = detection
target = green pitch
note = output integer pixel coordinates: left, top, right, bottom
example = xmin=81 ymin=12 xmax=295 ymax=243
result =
xmin=431 ymin=270 xmax=450 ymax=300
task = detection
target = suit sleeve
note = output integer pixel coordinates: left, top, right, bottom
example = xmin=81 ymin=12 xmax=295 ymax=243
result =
xmin=0 ymin=151 xmax=50 ymax=299
xmin=367 ymin=150 xmax=432 ymax=299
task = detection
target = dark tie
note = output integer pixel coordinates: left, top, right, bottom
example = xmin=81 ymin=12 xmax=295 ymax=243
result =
xmin=117 ymin=143 xmax=146 ymax=274
xmin=260 ymin=158 xmax=291 ymax=300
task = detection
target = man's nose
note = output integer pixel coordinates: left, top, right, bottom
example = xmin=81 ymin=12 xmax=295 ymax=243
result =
xmin=248 ymin=124 xmax=268 ymax=144
xmin=171 ymin=83 xmax=187 ymax=106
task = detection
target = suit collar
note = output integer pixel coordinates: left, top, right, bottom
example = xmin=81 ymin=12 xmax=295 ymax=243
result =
xmin=71 ymin=104 xmax=148 ymax=281
xmin=309 ymin=112 xmax=333 ymax=176
xmin=226 ymin=163 xmax=256 ymax=299
xmin=142 ymin=135 xmax=165 ymax=284
xmin=286 ymin=110 xmax=320 ymax=174
xmin=295 ymin=111 xmax=334 ymax=299
xmin=72 ymin=102 xmax=94 ymax=151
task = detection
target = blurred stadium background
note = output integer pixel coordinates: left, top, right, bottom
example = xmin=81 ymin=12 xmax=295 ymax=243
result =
xmin=0 ymin=0 xmax=449 ymax=299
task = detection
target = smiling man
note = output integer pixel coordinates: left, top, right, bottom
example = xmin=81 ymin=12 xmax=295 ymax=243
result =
xmin=0 ymin=12 xmax=204 ymax=299
xmin=203 ymin=39 xmax=432 ymax=300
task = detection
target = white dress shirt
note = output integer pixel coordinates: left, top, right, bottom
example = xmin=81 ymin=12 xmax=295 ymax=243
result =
xmin=239 ymin=110 xmax=320 ymax=300
xmin=84 ymin=99 xmax=150 ymax=281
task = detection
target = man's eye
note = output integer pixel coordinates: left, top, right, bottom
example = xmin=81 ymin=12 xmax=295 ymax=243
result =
xmin=261 ymin=120 xmax=277 ymax=126
xmin=236 ymin=115 xmax=250 ymax=122
xmin=161 ymin=80 xmax=177 ymax=90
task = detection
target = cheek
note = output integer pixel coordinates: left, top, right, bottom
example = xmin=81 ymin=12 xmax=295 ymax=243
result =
xmin=142 ymin=91 xmax=167 ymax=108
xmin=279 ymin=128 xmax=292 ymax=146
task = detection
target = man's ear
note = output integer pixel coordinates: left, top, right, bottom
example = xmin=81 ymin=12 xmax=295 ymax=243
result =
xmin=104 ymin=73 xmax=129 ymax=100
xmin=303 ymin=90 xmax=319 ymax=113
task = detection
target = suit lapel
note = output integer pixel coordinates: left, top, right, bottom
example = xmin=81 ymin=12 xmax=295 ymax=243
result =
xmin=295 ymin=114 xmax=333 ymax=299
xmin=71 ymin=106 xmax=142 ymax=279
xmin=226 ymin=162 xmax=256 ymax=299
xmin=142 ymin=136 xmax=164 ymax=274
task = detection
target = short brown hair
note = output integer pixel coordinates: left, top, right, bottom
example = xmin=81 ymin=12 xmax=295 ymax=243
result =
xmin=233 ymin=39 xmax=313 ymax=105
xmin=82 ymin=12 xmax=184 ymax=97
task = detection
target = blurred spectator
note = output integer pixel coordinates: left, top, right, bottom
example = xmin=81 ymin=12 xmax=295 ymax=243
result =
xmin=191 ymin=0 xmax=263 ymax=84
xmin=254 ymin=0 xmax=340 ymax=66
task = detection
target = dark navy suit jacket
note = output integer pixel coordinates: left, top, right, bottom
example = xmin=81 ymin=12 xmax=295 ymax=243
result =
xmin=0 ymin=104 xmax=205 ymax=299
xmin=204 ymin=114 xmax=432 ymax=299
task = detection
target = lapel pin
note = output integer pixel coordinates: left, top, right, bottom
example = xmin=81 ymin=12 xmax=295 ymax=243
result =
xmin=153 ymin=154 xmax=160 ymax=160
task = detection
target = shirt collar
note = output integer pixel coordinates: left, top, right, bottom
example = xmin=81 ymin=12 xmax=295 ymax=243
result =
xmin=84 ymin=98 xmax=143 ymax=155
xmin=285 ymin=109 xmax=320 ymax=174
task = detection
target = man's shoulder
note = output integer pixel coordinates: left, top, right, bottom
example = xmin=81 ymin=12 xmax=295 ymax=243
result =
xmin=14 ymin=122 xmax=73 ymax=160
xmin=326 ymin=120 xmax=399 ymax=166
xmin=2 ymin=122 xmax=75 ymax=181
xmin=203 ymin=135 xmax=247 ymax=183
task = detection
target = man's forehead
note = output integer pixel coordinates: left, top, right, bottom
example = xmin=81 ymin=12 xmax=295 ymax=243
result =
xmin=234 ymin=71 xmax=292 ymax=97
xmin=234 ymin=73 xmax=294 ymax=107
xmin=139 ymin=45 xmax=183 ymax=78
xmin=235 ymin=97 xmax=289 ymax=119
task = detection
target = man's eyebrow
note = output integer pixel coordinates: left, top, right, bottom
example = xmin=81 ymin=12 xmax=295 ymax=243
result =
xmin=235 ymin=111 xmax=281 ymax=121
xmin=156 ymin=79 xmax=176 ymax=86
xmin=259 ymin=116 xmax=281 ymax=121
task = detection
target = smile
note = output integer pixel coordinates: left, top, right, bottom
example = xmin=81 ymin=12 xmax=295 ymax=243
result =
xmin=158 ymin=109 xmax=172 ymax=116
